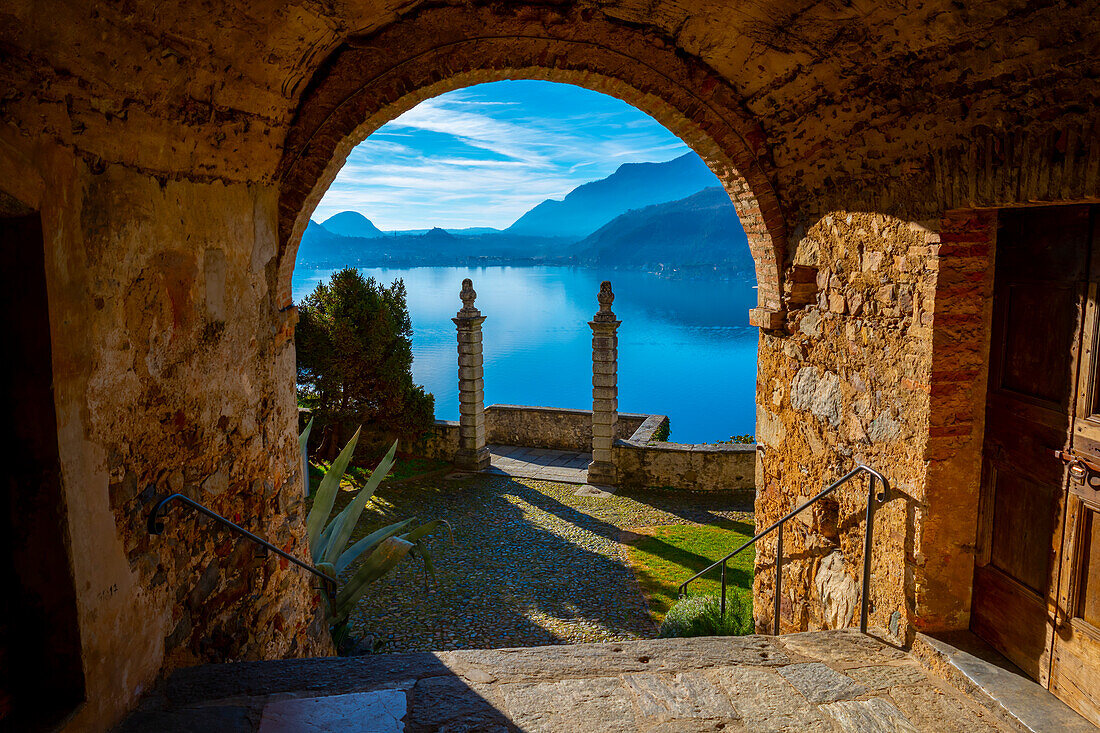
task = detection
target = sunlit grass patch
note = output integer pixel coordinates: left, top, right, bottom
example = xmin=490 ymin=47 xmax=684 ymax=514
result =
xmin=623 ymin=520 xmax=754 ymax=625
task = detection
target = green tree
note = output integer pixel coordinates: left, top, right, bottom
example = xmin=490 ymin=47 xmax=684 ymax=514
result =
xmin=296 ymin=268 xmax=434 ymax=455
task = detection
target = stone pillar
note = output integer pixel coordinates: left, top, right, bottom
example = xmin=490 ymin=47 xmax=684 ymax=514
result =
xmin=588 ymin=281 xmax=620 ymax=486
xmin=453 ymin=278 xmax=489 ymax=471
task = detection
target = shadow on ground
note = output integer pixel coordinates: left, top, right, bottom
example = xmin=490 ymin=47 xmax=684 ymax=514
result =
xmin=341 ymin=473 xmax=754 ymax=652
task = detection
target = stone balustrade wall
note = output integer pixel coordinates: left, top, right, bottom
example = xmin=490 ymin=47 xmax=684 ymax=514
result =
xmin=417 ymin=405 xmax=756 ymax=494
xmin=613 ymin=416 xmax=756 ymax=497
xmin=485 ymin=405 xmax=646 ymax=453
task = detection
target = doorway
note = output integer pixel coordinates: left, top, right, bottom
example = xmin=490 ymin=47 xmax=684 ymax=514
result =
xmin=0 ymin=208 xmax=85 ymax=730
xmin=972 ymin=204 xmax=1100 ymax=725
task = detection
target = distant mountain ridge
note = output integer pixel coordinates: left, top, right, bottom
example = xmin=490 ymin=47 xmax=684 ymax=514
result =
xmin=574 ymin=187 xmax=752 ymax=273
xmin=505 ymin=153 xmax=718 ymax=238
xmin=299 ymin=154 xmax=750 ymax=274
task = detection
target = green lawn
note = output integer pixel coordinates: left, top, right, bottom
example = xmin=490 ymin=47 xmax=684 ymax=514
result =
xmin=623 ymin=520 xmax=755 ymax=623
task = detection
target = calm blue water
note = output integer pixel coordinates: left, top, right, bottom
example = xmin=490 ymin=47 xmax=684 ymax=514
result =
xmin=292 ymin=267 xmax=757 ymax=443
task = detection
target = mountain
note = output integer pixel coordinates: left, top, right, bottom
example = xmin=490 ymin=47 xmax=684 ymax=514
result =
xmin=294 ymin=156 xmax=750 ymax=274
xmin=294 ymin=219 xmax=570 ymax=267
xmin=297 ymin=220 xmax=388 ymax=264
xmin=505 ymin=153 xmax=718 ymax=239
xmin=575 ymin=187 xmax=752 ymax=273
xmin=321 ymin=211 xmax=384 ymax=238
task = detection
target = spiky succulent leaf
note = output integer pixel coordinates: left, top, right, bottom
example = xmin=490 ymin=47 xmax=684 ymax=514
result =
xmin=321 ymin=440 xmax=398 ymax=565
xmin=401 ymin=519 xmax=452 ymax=545
xmin=298 ymin=417 xmax=313 ymax=452
xmin=416 ymin=538 xmax=436 ymax=578
xmin=334 ymin=518 xmax=416 ymax=574
xmin=313 ymin=513 xmax=339 ymax=564
xmin=305 ymin=426 xmax=361 ymax=547
xmin=333 ymin=536 xmax=413 ymax=620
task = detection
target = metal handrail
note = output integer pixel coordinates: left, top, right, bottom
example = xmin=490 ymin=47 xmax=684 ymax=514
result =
xmin=677 ymin=464 xmax=889 ymax=635
xmin=148 ymin=493 xmax=333 ymax=587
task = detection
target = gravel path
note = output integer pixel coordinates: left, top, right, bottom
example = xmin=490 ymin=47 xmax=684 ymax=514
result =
xmin=345 ymin=471 xmax=752 ymax=653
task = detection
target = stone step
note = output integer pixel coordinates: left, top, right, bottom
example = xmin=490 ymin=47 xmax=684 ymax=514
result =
xmin=913 ymin=630 xmax=1096 ymax=733
xmin=116 ymin=630 xmax=1029 ymax=732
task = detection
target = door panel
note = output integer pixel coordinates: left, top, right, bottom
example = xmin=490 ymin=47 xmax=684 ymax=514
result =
xmin=972 ymin=205 xmax=1090 ymax=685
xmin=1075 ymin=508 xmax=1100 ymax=627
xmin=1001 ymin=283 xmax=1079 ymax=402
xmin=1050 ymin=207 xmax=1100 ymax=725
xmin=1051 ymin=498 xmax=1100 ymax=725
xmin=989 ymin=469 xmax=1059 ymax=594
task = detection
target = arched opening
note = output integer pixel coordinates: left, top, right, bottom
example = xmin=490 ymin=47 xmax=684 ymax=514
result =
xmin=294 ymin=79 xmax=759 ymax=444
xmin=274 ymin=4 xmax=786 ymax=328
xmin=288 ymin=71 xmax=770 ymax=647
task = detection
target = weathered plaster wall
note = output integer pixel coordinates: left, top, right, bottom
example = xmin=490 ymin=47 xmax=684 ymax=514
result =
xmin=0 ymin=134 xmax=331 ymax=732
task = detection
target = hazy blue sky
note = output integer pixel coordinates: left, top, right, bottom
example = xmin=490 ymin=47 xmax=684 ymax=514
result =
xmin=311 ymin=80 xmax=692 ymax=231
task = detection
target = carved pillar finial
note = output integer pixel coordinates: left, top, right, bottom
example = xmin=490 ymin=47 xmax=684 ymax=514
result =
xmin=459 ymin=278 xmax=480 ymax=316
xmin=594 ymin=280 xmax=616 ymax=321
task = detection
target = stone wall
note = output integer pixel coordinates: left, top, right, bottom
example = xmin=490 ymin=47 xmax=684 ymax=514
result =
xmin=417 ymin=407 xmax=645 ymax=458
xmin=485 ymin=405 xmax=646 ymax=453
xmin=754 ymin=211 xmax=933 ymax=639
xmin=4 ymin=2 xmax=1100 ymax=728
xmin=419 ymin=405 xmax=755 ymax=495
xmin=614 ymin=417 xmax=756 ymax=497
xmin=0 ymin=141 xmax=332 ymax=732
xmin=417 ymin=420 xmax=460 ymax=462
xmin=752 ymin=207 xmax=1000 ymax=642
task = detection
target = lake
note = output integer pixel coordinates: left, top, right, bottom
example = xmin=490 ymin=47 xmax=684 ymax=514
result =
xmin=292 ymin=266 xmax=758 ymax=443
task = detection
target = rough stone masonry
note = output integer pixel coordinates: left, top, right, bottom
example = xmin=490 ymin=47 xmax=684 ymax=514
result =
xmin=1 ymin=1 xmax=1099 ymax=730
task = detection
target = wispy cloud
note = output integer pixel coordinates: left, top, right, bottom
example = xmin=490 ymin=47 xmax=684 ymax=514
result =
xmin=312 ymin=80 xmax=692 ymax=230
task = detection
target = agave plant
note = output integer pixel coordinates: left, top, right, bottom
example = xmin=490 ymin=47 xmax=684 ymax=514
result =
xmin=304 ymin=425 xmax=449 ymax=646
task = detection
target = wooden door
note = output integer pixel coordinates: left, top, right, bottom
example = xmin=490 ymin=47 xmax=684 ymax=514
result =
xmin=972 ymin=206 xmax=1091 ymax=684
xmin=1050 ymin=208 xmax=1100 ymax=725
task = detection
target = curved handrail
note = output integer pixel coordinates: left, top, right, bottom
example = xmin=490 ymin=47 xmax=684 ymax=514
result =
xmin=677 ymin=463 xmax=889 ymax=634
xmin=148 ymin=493 xmax=333 ymax=586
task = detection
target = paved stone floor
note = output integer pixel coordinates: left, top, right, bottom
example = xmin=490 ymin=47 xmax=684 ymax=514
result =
xmin=122 ymin=630 xmax=1027 ymax=732
xmin=347 ymin=472 xmax=751 ymax=651
xmin=484 ymin=444 xmax=591 ymax=483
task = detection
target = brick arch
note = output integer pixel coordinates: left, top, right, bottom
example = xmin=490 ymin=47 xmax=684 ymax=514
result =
xmin=275 ymin=4 xmax=787 ymax=327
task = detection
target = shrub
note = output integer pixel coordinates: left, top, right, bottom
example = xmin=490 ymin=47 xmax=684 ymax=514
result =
xmin=658 ymin=593 xmax=753 ymax=638
xmin=296 ymin=268 xmax=434 ymax=456
xmin=306 ymin=426 xmax=450 ymax=648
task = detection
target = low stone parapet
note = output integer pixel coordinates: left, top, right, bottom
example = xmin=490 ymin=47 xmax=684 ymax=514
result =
xmin=613 ymin=437 xmax=756 ymax=494
xmin=416 ymin=405 xmax=756 ymax=494
xmin=417 ymin=419 xmax=460 ymax=461
xmin=484 ymin=404 xmax=646 ymax=452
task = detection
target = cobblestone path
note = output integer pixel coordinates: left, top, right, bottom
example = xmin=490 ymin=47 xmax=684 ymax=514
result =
xmin=346 ymin=472 xmax=753 ymax=653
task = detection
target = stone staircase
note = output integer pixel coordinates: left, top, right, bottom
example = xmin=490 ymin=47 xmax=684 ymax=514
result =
xmin=114 ymin=629 xmax=1087 ymax=732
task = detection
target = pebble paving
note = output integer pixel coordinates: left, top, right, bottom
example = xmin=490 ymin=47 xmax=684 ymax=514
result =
xmin=345 ymin=471 xmax=752 ymax=653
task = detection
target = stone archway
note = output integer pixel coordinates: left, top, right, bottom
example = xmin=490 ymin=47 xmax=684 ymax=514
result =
xmin=273 ymin=3 xmax=787 ymax=328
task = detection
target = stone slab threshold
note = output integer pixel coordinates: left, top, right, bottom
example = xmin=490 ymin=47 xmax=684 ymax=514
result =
xmin=913 ymin=630 xmax=1096 ymax=733
xmin=118 ymin=629 xmax=1031 ymax=732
